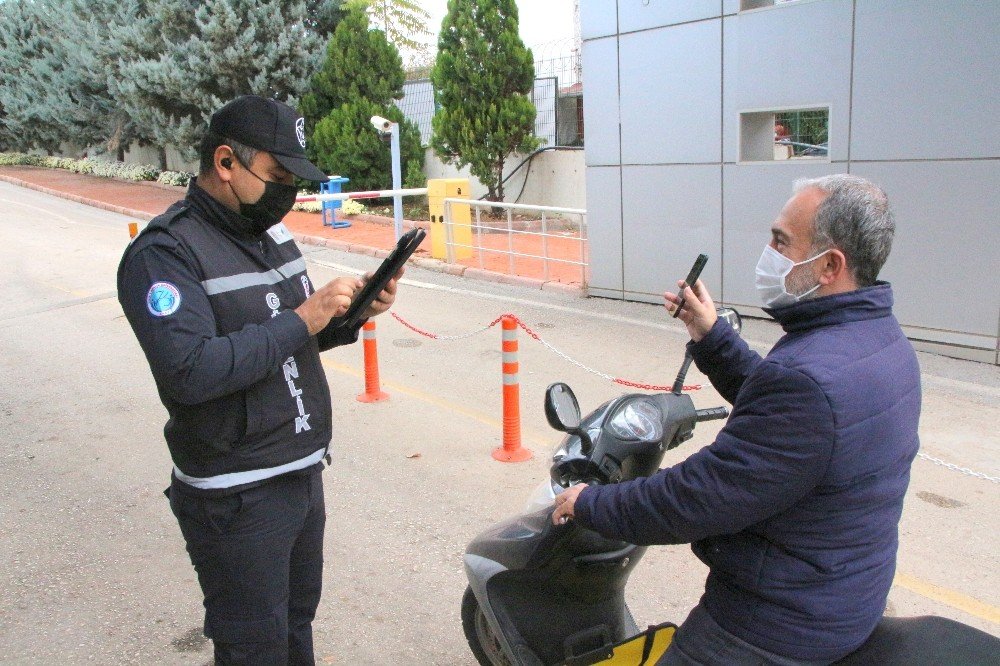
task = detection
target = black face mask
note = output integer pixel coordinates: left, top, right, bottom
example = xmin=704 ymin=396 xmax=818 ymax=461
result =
xmin=232 ymin=165 xmax=297 ymax=235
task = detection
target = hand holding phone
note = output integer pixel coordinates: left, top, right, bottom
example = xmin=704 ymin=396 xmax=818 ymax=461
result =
xmin=672 ymin=254 xmax=708 ymax=318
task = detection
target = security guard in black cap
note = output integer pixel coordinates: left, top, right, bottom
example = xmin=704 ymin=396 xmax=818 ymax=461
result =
xmin=117 ymin=95 xmax=402 ymax=664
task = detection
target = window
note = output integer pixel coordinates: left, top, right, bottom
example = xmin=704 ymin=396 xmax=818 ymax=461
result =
xmin=740 ymin=108 xmax=829 ymax=162
xmin=740 ymin=0 xmax=803 ymax=10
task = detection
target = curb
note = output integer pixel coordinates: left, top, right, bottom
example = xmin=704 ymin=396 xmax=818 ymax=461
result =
xmin=0 ymin=172 xmax=586 ymax=297
xmin=0 ymin=173 xmax=157 ymax=222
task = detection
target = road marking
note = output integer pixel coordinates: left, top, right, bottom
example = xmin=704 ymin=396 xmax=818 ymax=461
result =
xmin=0 ymin=196 xmax=122 ymax=231
xmin=320 ymin=358 xmax=549 ymax=446
xmin=894 ymin=571 xmax=1000 ymax=625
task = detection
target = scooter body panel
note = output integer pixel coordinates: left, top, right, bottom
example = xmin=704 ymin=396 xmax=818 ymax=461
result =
xmin=466 ymin=509 xmax=645 ymax=664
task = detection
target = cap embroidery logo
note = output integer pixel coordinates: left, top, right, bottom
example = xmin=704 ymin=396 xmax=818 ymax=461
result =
xmin=295 ymin=117 xmax=306 ymax=148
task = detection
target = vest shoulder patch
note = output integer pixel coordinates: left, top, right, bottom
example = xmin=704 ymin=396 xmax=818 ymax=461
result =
xmin=147 ymin=282 xmax=181 ymax=317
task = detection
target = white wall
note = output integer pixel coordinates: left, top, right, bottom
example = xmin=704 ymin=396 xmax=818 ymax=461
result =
xmin=422 ymin=147 xmax=586 ymax=210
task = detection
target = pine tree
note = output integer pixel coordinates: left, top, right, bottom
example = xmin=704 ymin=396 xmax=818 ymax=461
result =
xmin=301 ymin=3 xmax=423 ymax=190
xmin=114 ymin=0 xmax=326 ymax=165
xmin=431 ymin=0 xmax=539 ymax=201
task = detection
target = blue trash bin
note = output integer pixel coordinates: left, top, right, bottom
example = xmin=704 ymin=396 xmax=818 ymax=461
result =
xmin=320 ymin=176 xmax=351 ymax=228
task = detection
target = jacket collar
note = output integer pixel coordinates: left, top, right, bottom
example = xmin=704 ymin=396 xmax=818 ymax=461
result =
xmin=764 ymin=282 xmax=895 ymax=333
xmin=185 ymin=177 xmax=263 ymax=240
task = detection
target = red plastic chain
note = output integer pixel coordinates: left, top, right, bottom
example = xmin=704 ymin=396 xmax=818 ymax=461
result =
xmin=390 ymin=311 xmax=439 ymax=338
xmin=613 ymin=377 xmax=701 ymax=392
xmin=389 ymin=311 xmax=701 ymax=392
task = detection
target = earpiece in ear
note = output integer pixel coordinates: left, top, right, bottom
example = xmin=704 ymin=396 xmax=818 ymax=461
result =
xmin=220 ymin=157 xmax=233 ymax=169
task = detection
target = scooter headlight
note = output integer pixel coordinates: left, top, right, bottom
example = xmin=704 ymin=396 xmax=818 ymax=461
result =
xmin=608 ymin=399 xmax=662 ymax=441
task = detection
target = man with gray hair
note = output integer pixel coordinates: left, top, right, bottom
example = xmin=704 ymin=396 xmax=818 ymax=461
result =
xmin=553 ymin=175 xmax=920 ymax=664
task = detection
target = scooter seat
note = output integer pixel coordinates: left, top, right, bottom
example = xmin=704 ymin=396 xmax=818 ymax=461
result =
xmin=832 ymin=615 xmax=1000 ymax=665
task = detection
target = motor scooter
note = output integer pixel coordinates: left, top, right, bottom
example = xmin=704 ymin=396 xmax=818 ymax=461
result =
xmin=461 ymin=308 xmax=999 ymax=666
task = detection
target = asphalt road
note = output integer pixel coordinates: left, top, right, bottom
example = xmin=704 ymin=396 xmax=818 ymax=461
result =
xmin=0 ymin=181 xmax=997 ymax=664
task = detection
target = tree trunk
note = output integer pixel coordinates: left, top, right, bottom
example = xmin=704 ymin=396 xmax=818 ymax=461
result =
xmin=117 ymin=145 xmax=126 ymax=162
xmin=157 ymin=146 xmax=168 ymax=171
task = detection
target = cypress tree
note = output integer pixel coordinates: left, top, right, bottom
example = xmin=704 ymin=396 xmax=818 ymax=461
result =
xmin=57 ymin=0 xmax=148 ymax=160
xmin=0 ymin=1 xmax=67 ymax=153
xmin=430 ymin=0 xmax=539 ymax=201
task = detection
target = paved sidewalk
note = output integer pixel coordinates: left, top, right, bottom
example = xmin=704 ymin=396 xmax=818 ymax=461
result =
xmin=0 ymin=165 xmax=584 ymax=293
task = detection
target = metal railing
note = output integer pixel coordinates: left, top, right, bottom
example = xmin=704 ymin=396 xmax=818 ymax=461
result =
xmin=442 ymin=198 xmax=588 ymax=286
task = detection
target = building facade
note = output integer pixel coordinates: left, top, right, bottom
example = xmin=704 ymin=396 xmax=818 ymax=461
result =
xmin=581 ymin=0 xmax=999 ymax=363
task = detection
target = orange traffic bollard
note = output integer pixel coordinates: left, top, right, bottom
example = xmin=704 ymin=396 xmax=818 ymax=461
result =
xmin=357 ymin=321 xmax=389 ymax=403
xmin=128 ymin=222 xmax=139 ymax=238
xmin=493 ymin=316 xmax=532 ymax=462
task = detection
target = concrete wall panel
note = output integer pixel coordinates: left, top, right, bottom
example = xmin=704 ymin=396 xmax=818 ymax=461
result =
xmin=582 ymin=37 xmax=622 ymax=167
xmin=621 ymin=165 xmax=722 ymax=298
xmin=581 ymin=0 xmax=619 ymax=40
xmin=851 ymin=2 xmax=1000 ymax=161
xmin=721 ymin=162 xmax=842 ymax=307
xmin=618 ymin=0 xmax=722 ymax=34
xmin=619 ymin=21 xmax=722 ymax=165
xmin=851 ymin=160 xmax=1000 ymax=341
xmin=722 ymin=0 xmax=853 ymax=163
xmin=586 ymin=166 xmax=624 ymax=294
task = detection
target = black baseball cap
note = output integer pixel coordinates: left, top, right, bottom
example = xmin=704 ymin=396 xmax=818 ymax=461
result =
xmin=209 ymin=95 xmax=328 ymax=182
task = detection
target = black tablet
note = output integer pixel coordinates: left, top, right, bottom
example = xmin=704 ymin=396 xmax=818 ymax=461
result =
xmin=329 ymin=227 xmax=426 ymax=329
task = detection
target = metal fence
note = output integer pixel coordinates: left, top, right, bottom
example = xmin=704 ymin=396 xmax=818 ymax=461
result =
xmin=443 ymin=198 xmax=589 ymax=286
xmin=774 ymin=109 xmax=829 ymax=157
xmin=394 ymin=39 xmax=584 ymax=148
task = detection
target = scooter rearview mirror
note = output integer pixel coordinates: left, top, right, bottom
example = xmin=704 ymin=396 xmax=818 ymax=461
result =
xmin=717 ymin=307 xmax=742 ymax=336
xmin=544 ymin=382 xmax=582 ymax=432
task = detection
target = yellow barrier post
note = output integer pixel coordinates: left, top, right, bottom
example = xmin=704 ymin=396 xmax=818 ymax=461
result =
xmin=427 ymin=178 xmax=473 ymax=261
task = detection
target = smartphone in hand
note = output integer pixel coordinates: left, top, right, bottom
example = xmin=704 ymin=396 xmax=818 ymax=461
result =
xmin=672 ymin=254 xmax=708 ymax=318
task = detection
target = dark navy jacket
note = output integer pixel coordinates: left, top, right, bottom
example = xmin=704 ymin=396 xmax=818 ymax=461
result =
xmin=117 ymin=181 xmax=362 ymax=491
xmin=575 ymin=284 xmax=920 ymax=662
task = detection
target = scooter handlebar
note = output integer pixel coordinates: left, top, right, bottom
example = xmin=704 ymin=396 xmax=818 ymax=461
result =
xmin=695 ymin=406 xmax=729 ymax=422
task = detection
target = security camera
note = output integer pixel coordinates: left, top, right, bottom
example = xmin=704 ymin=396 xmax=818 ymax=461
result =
xmin=370 ymin=116 xmax=393 ymax=132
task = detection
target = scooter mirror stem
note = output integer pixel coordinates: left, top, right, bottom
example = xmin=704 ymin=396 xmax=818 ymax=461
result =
xmin=572 ymin=427 xmax=594 ymax=456
xmin=671 ymin=351 xmax=694 ymax=395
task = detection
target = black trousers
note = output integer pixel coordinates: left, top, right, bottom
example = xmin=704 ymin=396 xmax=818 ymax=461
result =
xmin=169 ymin=470 xmax=326 ymax=665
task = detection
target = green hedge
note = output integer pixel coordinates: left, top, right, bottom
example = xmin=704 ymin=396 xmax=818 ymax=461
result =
xmin=0 ymin=152 xmax=192 ymax=187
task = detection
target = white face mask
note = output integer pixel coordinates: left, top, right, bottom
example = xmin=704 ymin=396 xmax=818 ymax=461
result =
xmin=755 ymin=245 xmax=829 ymax=308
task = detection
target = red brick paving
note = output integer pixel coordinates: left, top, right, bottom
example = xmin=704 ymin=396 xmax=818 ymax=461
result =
xmin=0 ymin=166 xmax=586 ymax=286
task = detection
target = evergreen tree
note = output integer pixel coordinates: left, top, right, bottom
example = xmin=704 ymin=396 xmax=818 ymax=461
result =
xmin=361 ymin=0 xmax=432 ymax=68
xmin=304 ymin=0 xmax=348 ymax=39
xmin=301 ymin=3 xmax=423 ymax=190
xmin=299 ymin=4 xmax=405 ymax=135
xmin=56 ymin=0 xmax=148 ymax=160
xmin=311 ymin=100 xmax=423 ymax=191
xmin=431 ymin=0 xmax=539 ymax=201
xmin=114 ymin=0 xmax=325 ymax=165
xmin=0 ymin=1 xmax=68 ymax=153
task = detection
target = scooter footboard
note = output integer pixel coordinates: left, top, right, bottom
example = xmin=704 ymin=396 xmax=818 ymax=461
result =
xmin=487 ymin=566 xmax=642 ymax=666
xmin=563 ymin=622 xmax=677 ymax=666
